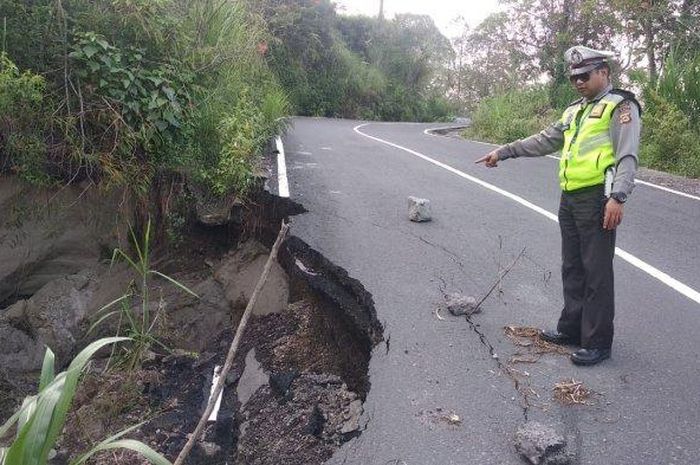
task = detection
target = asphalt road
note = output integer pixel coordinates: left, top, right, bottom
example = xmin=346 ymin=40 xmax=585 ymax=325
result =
xmin=278 ymin=117 xmax=700 ymax=465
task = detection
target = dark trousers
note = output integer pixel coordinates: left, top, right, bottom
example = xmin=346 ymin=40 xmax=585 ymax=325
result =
xmin=556 ymin=185 xmax=616 ymax=349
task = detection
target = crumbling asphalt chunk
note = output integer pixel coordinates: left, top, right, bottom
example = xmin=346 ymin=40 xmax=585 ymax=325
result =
xmin=270 ymin=370 xmax=299 ymax=401
xmin=515 ymin=421 xmax=574 ymax=465
xmin=444 ymin=292 xmax=479 ymax=317
xmin=407 ymin=196 xmax=432 ymax=222
xmin=306 ymin=404 xmax=325 ymax=437
xmin=237 ymin=349 xmax=270 ymax=405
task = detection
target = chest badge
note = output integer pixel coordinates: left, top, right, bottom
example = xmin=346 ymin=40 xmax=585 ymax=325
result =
xmin=589 ymin=103 xmax=607 ymax=118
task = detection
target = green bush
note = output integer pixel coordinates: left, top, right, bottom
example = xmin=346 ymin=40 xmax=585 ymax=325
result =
xmin=639 ymin=91 xmax=700 ymax=178
xmin=634 ymin=48 xmax=700 ymax=178
xmin=69 ymin=32 xmax=189 ymax=136
xmin=655 ymin=48 xmax=700 ymax=130
xmin=0 ymin=54 xmax=49 ymax=184
xmin=1 ymin=0 xmax=289 ymax=198
xmin=464 ymin=87 xmax=557 ymax=144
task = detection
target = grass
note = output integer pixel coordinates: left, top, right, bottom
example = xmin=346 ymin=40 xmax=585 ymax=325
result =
xmin=463 ymin=86 xmax=557 ymax=144
xmin=0 ymin=338 xmax=171 ymax=465
xmin=90 ymin=220 xmax=199 ymax=370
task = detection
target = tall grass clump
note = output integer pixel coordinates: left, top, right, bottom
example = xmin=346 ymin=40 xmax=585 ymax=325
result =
xmin=0 ymin=338 xmax=171 ymax=465
xmin=169 ymin=0 xmax=289 ymax=197
xmin=639 ymin=90 xmax=700 ymax=177
xmin=464 ymin=86 xmax=557 ymax=144
xmin=91 ymin=220 xmax=198 ymax=370
xmin=655 ymin=48 xmax=700 ymax=129
xmin=638 ymin=47 xmax=700 ymax=178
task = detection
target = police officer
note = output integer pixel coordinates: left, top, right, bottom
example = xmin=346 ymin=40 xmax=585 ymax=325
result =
xmin=475 ymin=46 xmax=642 ymax=366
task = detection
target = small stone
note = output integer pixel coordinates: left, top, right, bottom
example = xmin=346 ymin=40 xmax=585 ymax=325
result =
xmin=515 ymin=421 xmax=570 ymax=465
xmin=199 ymin=441 xmax=221 ymax=457
xmin=445 ymin=292 xmax=478 ymax=316
xmin=306 ymin=405 xmax=325 ymax=437
xmin=270 ymin=370 xmax=299 ymax=401
xmin=340 ymin=400 xmax=363 ymax=434
xmin=408 ymin=196 xmax=432 ymax=222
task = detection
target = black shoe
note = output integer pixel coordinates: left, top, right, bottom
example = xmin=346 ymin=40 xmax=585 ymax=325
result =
xmin=570 ymin=348 xmax=611 ymax=366
xmin=539 ymin=329 xmax=580 ymax=346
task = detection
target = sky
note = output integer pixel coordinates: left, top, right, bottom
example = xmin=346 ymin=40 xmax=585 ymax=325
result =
xmin=333 ymin=0 xmax=503 ymax=38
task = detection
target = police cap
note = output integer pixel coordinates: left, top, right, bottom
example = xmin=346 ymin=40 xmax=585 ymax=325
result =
xmin=565 ymin=46 xmax=617 ymax=76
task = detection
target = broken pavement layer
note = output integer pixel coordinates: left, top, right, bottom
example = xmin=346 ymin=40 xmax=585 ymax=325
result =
xmin=515 ymin=421 xmax=575 ymax=465
xmin=0 ymin=171 xmax=384 ymax=465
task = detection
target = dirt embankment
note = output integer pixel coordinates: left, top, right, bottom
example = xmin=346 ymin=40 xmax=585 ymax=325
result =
xmin=0 ymin=174 xmax=383 ymax=465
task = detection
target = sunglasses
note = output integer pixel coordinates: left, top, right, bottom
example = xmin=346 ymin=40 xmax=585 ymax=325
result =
xmin=569 ymin=72 xmax=592 ymax=83
xmin=569 ymin=66 xmax=605 ymax=84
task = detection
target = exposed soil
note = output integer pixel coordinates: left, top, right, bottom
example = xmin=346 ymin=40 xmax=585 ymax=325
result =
xmin=53 ymin=294 xmax=375 ymax=465
xmin=0 ymin=176 xmax=382 ymax=465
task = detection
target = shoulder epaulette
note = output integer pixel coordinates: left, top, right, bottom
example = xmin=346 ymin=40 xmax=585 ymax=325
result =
xmin=610 ymin=88 xmax=642 ymax=115
xmin=567 ymin=97 xmax=584 ymax=108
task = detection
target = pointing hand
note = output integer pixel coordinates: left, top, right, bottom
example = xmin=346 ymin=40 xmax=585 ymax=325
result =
xmin=475 ymin=150 xmax=500 ymax=168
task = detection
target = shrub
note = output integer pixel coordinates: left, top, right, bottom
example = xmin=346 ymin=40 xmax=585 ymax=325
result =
xmin=639 ymin=91 xmax=700 ymax=178
xmin=655 ymin=48 xmax=700 ymax=130
xmin=91 ymin=220 xmax=199 ymax=370
xmin=1 ymin=0 xmax=289 ymax=199
xmin=0 ymin=54 xmax=49 ymax=184
xmin=465 ymin=87 xmax=557 ymax=143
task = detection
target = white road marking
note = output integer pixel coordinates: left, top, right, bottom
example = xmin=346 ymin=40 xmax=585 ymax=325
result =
xmin=275 ymin=136 xmax=290 ymax=198
xmin=207 ymin=365 xmax=224 ymax=422
xmin=634 ymin=180 xmax=700 ymax=200
xmin=423 ymin=126 xmax=469 ymax=138
xmin=355 ymin=123 xmax=700 ymax=306
xmin=426 ymin=126 xmax=700 ymax=202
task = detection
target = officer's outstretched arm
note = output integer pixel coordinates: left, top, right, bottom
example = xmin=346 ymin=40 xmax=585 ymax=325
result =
xmin=475 ymin=149 xmax=501 ymax=167
xmin=503 ymin=123 xmax=566 ymax=158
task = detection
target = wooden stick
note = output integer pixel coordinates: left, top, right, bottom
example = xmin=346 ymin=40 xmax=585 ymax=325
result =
xmin=174 ymin=221 xmax=290 ymax=465
xmin=472 ymin=247 xmax=526 ymax=314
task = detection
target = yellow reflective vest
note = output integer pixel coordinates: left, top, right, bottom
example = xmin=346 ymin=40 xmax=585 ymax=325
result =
xmin=558 ymin=92 xmax=625 ymax=191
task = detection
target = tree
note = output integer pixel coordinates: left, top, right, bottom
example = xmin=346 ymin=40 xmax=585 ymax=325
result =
xmin=450 ymin=12 xmax=538 ymax=109
xmin=369 ymin=13 xmax=454 ymax=96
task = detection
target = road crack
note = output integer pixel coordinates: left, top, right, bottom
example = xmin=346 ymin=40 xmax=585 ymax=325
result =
xmin=441 ymin=248 xmax=534 ymax=421
xmin=464 ymin=315 xmax=532 ymax=420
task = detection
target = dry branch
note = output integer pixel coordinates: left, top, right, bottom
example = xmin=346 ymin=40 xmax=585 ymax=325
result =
xmin=174 ymin=221 xmax=290 ymax=465
xmin=553 ymin=378 xmax=593 ymax=405
xmin=472 ymin=247 xmax=526 ymax=313
xmin=504 ymin=325 xmax=571 ymax=361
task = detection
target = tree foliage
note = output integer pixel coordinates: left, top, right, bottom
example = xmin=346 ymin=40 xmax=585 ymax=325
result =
xmin=0 ymin=0 xmax=288 ymax=197
xmin=452 ymin=0 xmax=700 ymax=177
xmin=254 ymin=0 xmax=455 ymax=121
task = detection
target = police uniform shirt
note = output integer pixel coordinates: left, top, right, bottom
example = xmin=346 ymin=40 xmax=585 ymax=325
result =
xmin=496 ymin=83 xmax=641 ymax=197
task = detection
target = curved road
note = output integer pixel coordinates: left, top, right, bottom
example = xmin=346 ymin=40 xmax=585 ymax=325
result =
xmin=277 ymin=117 xmax=700 ymax=465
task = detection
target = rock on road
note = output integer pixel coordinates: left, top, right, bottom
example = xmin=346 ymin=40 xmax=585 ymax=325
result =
xmin=275 ymin=117 xmax=700 ymax=465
